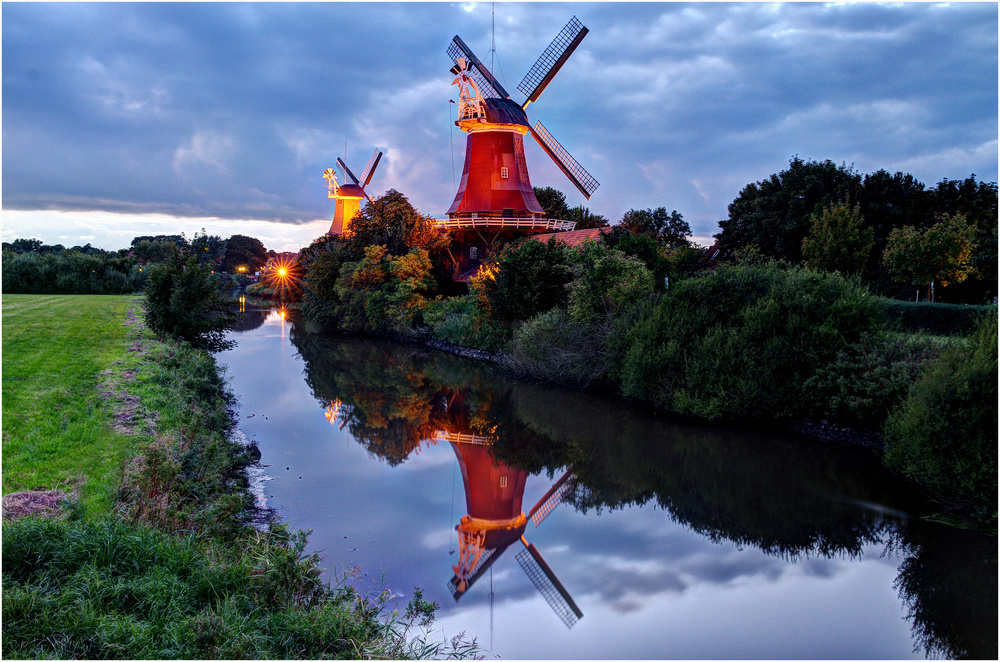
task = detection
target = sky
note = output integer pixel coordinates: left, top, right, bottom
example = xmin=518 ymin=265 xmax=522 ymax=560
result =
xmin=3 ymin=2 xmax=997 ymax=252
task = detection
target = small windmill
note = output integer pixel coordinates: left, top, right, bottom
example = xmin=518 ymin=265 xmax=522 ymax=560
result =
xmin=323 ymin=148 xmax=383 ymax=235
xmin=446 ymin=440 xmax=582 ymax=630
xmin=444 ymin=16 xmax=599 ymax=225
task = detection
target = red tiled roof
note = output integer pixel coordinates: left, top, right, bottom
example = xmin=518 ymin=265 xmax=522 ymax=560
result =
xmin=531 ymin=227 xmax=610 ymax=248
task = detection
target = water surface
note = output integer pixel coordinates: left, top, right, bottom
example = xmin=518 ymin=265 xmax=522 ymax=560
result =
xmin=216 ymin=304 xmax=996 ymax=659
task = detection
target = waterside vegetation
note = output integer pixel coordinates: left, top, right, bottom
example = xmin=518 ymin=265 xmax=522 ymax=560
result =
xmin=296 ymin=182 xmax=997 ymax=528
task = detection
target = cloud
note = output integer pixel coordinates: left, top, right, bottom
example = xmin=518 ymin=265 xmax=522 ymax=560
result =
xmin=2 ymin=2 xmax=995 ymax=244
xmin=173 ymin=131 xmax=236 ymax=175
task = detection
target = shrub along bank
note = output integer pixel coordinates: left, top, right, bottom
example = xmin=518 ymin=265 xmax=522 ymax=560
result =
xmin=2 ymin=294 xmax=473 ymax=659
xmin=300 ymin=237 xmax=997 ymax=526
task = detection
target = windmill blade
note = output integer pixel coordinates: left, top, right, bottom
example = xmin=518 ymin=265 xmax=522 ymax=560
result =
xmin=447 ymin=542 xmax=512 ymax=600
xmin=518 ymin=16 xmax=589 ymax=108
xmin=360 ymin=149 xmax=383 ymax=188
xmin=336 ymin=157 xmax=372 ymax=203
xmin=527 ymin=470 xmax=573 ymax=528
xmin=447 ymin=35 xmax=510 ymax=99
xmin=336 ymin=157 xmax=361 ymax=186
xmin=516 ymin=542 xmax=583 ymax=629
xmin=529 ymin=121 xmax=600 ymax=199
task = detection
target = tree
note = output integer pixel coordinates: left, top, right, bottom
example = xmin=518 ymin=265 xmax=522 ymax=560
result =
xmin=132 ymin=239 xmax=179 ymax=265
xmin=567 ymin=204 xmax=610 ymax=229
xmin=533 ymin=186 xmax=570 ymax=220
xmin=346 ymin=189 xmax=450 ymax=258
xmin=144 ymin=248 xmax=235 ymax=351
xmin=7 ymin=238 xmax=44 ymax=254
xmin=222 ymin=235 xmax=268 ymax=273
xmin=620 ymin=207 xmax=691 ymax=247
xmin=801 ymin=199 xmax=874 ymax=274
xmin=333 ymin=245 xmax=437 ymax=334
xmin=190 ymin=228 xmax=227 ymax=267
xmin=717 ymin=157 xmax=862 ymax=262
xmin=600 ymin=226 xmax=671 ymax=290
xmin=882 ymin=214 xmax=976 ymax=301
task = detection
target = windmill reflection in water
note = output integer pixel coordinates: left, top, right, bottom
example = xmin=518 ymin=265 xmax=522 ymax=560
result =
xmin=437 ymin=428 xmax=582 ymax=630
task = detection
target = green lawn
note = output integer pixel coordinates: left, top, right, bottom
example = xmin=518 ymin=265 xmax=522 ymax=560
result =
xmin=2 ymin=294 xmax=139 ymax=516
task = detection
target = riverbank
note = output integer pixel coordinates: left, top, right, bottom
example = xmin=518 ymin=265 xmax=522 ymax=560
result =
xmin=2 ymin=294 xmax=477 ymax=659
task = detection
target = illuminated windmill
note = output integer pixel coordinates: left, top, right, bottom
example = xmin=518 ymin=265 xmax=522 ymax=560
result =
xmin=323 ymin=148 xmax=383 ymax=235
xmin=440 ymin=430 xmax=582 ymax=629
xmin=440 ymin=16 xmax=600 ymax=281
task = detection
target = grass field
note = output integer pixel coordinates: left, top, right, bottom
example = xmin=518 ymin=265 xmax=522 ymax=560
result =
xmin=2 ymin=294 xmax=139 ymax=516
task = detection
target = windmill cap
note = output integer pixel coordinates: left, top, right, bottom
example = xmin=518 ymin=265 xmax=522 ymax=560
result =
xmin=334 ymin=183 xmax=365 ymax=198
xmin=483 ymin=98 xmax=530 ymax=128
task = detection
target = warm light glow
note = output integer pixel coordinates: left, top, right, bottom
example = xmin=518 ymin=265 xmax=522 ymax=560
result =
xmin=261 ymin=255 xmax=302 ymax=300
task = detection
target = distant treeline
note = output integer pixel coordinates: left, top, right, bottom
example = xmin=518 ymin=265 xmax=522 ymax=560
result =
xmin=2 ymin=232 xmax=272 ymax=295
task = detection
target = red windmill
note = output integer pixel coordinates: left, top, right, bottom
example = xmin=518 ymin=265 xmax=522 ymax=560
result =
xmin=440 ymin=16 xmax=600 ymax=281
xmin=439 ymin=428 xmax=583 ymax=629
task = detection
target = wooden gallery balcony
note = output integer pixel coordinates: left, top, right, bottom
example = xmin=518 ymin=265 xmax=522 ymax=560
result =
xmin=433 ymin=216 xmax=577 ymax=232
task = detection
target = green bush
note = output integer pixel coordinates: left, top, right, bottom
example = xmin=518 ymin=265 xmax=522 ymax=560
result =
xmin=472 ymin=237 xmax=572 ymax=327
xmin=423 ymin=295 xmax=477 ymax=345
xmin=805 ymin=333 xmax=940 ymax=428
xmin=566 ymin=241 xmax=654 ymax=324
xmin=506 ymin=308 xmax=610 ymax=388
xmin=144 ymin=249 xmax=236 ymax=352
xmin=883 ymin=299 xmax=994 ymax=336
xmin=333 ymin=246 xmax=437 ymax=335
xmin=616 ymin=262 xmax=886 ymax=420
xmin=883 ymin=311 xmax=997 ymax=522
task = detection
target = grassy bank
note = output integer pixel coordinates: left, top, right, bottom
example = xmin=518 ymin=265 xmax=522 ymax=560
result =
xmin=2 ymin=294 xmax=138 ymax=515
xmin=3 ymin=294 xmax=474 ymax=659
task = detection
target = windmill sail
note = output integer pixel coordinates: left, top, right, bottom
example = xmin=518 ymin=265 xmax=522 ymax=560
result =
xmin=336 ymin=157 xmax=372 ymax=202
xmin=337 ymin=157 xmax=362 ymax=186
xmin=447 ymin=36 xmax=510 ymax=99
xmin=448 ymin=540 xmax=514 ymax=599
xmin=516 ymin=542 xmax=583 ymax=629
xmin=527 ymin=470 xmax=573 ymax=527
xmin=360 ymin=149 xmax=383 ymax=188
xmin=529 ymin=121 xmax=600 ymax=199
xmin=518 ymin=16 xmax=589 ymax=108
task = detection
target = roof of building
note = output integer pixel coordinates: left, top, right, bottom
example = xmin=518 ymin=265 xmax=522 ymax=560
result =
xmin=531 ymin=227 xmax=610 ymax=248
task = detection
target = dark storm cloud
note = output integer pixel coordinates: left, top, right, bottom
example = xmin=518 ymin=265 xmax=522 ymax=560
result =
xmin=3 ymin=2 xmax=996 ymax=239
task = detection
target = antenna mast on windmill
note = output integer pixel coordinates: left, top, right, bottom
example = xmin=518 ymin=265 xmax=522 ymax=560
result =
xmin=438 ymin=15 xmax=600 ymax=282
xmin=322 ymin=148 xmax=383 ymax=235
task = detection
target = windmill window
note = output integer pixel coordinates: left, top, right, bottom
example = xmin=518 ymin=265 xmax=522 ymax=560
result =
xmin=500 ymin=167 xmax=509 ymax=179
xmin=470 ymin=246 xmax=478 ymax=260
xmin=500 ymin=476 xmax=507 ymax=488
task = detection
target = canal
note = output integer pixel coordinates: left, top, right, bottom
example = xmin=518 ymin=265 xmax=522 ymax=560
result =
xmin=216 ymin=303 xmax=996 ymax=659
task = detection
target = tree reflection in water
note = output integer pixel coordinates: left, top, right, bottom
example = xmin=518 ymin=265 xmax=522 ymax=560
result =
xmin=288 ymin=330 xmax=997 ymax=659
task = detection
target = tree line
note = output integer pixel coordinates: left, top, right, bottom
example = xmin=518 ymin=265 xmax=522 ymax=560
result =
xmin=715 ymin=158 xmax=997 ymax=303
xmin=2 ymin=232 xmax=272 ymax=295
